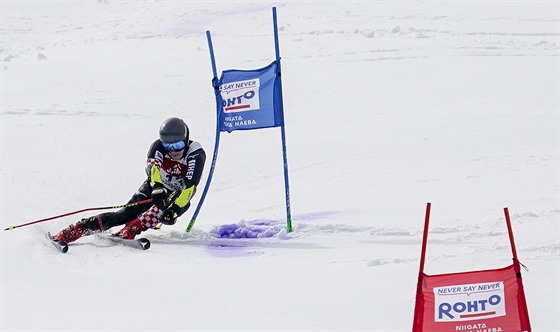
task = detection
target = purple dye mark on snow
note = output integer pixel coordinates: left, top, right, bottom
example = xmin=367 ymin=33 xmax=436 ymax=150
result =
xmin=211 ymin=219 xmax=284 ymax=239
xmin=204 ymin=219 xmax=284 ymax=257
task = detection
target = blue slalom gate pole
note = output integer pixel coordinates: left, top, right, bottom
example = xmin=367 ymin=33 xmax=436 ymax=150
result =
xmin=273 ymin=7 xmax=293 ymax=232
xmin=187 ymin=9 xmax=293 ymax=233
xmin=186 ymin=31 xmax=221 ymax=232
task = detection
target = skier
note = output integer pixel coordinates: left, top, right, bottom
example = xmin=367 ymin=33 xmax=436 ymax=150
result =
xmin=51 ymin=117 xmax=206 ymax=243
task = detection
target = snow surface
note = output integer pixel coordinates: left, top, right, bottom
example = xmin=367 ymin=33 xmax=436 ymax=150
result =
xmin=1 ymin=2 xmax=559 ymax=331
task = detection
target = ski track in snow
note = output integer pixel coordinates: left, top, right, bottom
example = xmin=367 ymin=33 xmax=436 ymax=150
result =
xmin=2 ymin=4 xmax=558 ymax=66
xmin=1 ymin=2 xmax=559 ymax=331
xmin=29 ymin=207 xmax=557 ymax=266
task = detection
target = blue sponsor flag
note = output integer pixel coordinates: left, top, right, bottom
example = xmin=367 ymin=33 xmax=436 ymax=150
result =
xmin=217 ymin=61 xmax=284 ymax=133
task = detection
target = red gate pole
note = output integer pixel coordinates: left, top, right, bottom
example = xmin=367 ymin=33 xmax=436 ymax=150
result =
xmin=503 ymin=207 xmax=532 ymax=332
xmin=418 ymin=202 xmax=432 ymax=275
xmin=412 ymin=202 xmax=432 ymax=331
xmin=504 ymin=207 xmax=520 ymax=263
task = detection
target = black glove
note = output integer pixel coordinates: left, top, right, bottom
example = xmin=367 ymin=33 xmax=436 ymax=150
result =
xmin=151 ymin=183 xmax=168 ymax=210
xmin=161 ymin=204 xmax=180 ymax=225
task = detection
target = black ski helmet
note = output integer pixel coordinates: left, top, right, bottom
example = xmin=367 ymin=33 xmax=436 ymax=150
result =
xmin=159 ymin=117 xmax=189 ymax=143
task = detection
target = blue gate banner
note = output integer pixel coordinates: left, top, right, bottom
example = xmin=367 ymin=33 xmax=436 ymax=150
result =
xmin=216 ymin=61 xmax=284 ymax=132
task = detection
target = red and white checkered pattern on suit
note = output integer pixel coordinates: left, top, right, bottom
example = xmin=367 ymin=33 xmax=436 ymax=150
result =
xmin=138 ymin=205 xmax=162 ymax=229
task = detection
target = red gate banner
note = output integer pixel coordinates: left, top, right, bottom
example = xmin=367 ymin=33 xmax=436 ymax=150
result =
xmin=412 ymin=204 xmax=531 ymax=331
xmin=413 ymin=264 xmax=531 ymax=331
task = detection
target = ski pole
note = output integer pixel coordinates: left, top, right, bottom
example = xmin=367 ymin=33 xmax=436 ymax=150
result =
xmin=4 ymin=199 xmax=153 ymax=231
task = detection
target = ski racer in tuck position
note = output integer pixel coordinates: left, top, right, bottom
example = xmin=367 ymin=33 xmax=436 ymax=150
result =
xmin=51 ymin=117 xmax=206 ymax=243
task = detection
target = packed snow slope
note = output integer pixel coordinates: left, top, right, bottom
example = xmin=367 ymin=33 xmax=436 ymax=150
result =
xmin=1 ymin=2 xmax=558 ymax=331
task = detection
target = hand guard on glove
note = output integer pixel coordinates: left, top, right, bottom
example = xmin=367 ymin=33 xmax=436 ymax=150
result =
xmin=161 ymin=204 xmax=180 ymax=225
xmin=151 ymin=183 xmax=168 ymax=210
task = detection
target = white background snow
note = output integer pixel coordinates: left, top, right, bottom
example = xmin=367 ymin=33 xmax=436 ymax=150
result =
xmin=1 ymin=1 xmax=558 ymax=331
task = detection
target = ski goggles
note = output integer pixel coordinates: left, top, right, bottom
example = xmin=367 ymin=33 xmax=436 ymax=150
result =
xmin=162 ymin=140 xmax=186 ymax=152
